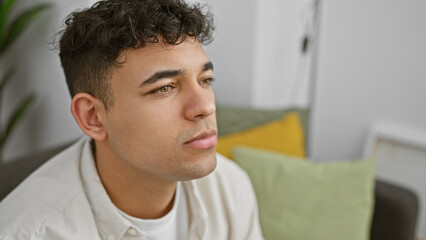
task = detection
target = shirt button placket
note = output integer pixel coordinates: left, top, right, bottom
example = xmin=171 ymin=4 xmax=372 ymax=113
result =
xmin=107 ymin=234 xmax=115 ymax=240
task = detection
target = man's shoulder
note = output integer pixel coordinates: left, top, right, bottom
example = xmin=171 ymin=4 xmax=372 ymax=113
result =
xmin=0 ymin=138 xmax=91 ymax=239
xmin=0 ymin=193 xmax=91 ymax=240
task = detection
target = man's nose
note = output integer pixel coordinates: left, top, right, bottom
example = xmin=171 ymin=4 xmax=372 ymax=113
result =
xmin=183 ymin=84 xmax=216 ymax=121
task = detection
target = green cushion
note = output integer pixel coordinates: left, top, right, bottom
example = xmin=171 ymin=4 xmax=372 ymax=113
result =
xmin=215 ymin=104 xmax=309 ymax=138
xmin=233 ymin=146 xmax=376 ymax=240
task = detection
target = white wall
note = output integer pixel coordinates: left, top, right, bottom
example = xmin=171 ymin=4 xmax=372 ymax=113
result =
xmin=251 ymin=0 xmax=314 ymax=109
xmin=310 ymin=0 xmax=426 ymax=160
xmin=204 ymin=0 xmax=314 ymax=109
xmin=202 ymin=0 xmax=256 ymax=107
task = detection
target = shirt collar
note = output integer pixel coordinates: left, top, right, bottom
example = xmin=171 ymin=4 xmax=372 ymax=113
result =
xmin=80 ymin=137 xmax=132 ymax=240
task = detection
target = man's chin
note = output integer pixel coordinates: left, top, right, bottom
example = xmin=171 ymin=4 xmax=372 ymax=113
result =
xmin=179 ymin=151 xmax=217 ymax=181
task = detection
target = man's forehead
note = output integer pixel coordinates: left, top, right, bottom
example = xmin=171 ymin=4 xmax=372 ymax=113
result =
xmin=117 ymin=37 xmax=205 ymax=63
xmin=111 ymin=38 xmax=211 ymax=84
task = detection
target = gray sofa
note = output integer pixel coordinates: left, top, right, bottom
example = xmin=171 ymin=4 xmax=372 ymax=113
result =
xmin=0 ymin=141 xmax=419 ymax=240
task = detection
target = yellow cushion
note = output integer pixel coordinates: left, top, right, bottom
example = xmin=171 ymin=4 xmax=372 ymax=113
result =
xmin=216 ymin=112 xmax=306 ymax=159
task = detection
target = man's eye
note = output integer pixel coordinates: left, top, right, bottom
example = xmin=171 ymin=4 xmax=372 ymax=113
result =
xmin=199 ymin=78 xmax=215 ymax=87
xmin=152 ymin=85 xmax=173 ymax=94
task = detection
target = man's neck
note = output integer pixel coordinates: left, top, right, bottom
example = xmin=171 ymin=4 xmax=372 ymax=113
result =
xmin=94 ymin=140 xmax=177 ymax=219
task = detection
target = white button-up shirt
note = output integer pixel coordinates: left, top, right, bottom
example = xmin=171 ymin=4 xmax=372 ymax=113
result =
xmin=0 ymin=137 xmax=263 ymax=240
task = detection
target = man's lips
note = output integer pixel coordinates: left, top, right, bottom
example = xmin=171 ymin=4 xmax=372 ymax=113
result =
xmin=184 ymin=130 xmax=218 ymax=150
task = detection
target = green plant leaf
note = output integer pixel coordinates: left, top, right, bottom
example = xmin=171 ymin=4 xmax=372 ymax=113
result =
xmin=0 ymin=0 xmax=17 ymax=48
xmin=0 ymin=67 xmax=15 ymax=96
xmin=1 ymin=3 xmax=51 ymax=53
xmin=1 ymin=93 xmax=34 ymax=147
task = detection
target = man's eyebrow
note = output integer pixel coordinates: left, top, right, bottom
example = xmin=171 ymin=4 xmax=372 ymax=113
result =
xmin=138 ymin=61 xmax=213 ymax=87
xmin=202 ymin=61 xmax=214 ymax=72
xmin=139 ymin=69 xmax=185 ymax=87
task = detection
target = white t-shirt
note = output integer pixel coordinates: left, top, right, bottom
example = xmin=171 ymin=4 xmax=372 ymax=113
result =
xmin=115 ymin=182 xmax=188 ymax=240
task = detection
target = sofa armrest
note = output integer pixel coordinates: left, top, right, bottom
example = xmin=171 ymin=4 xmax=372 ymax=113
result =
xmin=370 ymin=180 xmax=419 ymax=240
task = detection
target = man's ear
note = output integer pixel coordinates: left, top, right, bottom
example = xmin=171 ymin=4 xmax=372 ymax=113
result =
xmin=71 ymin=93 xmax=107 ymax=141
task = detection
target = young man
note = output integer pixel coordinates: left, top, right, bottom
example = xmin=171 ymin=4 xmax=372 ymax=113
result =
xmin=0 ymin=0 xmax=263 ymax=239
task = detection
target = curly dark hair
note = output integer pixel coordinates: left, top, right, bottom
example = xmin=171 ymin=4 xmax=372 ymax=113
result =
xmin=59 ymin=0 xmax=214 ymax=110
